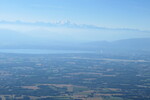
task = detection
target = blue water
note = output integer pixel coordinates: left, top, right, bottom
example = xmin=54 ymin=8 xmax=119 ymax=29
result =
xmin=0 ymin=49 xmax=94 ymax=54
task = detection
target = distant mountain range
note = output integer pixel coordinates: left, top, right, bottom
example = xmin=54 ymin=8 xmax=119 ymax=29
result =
xmin=0 ymin=29 xmax=150 ymax=52
xmin=87 ymin=38 xmax=150 ymax=50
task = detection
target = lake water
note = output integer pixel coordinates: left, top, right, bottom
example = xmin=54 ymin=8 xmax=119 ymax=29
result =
xmin=0 ymin=49 xmax=94 ymax=54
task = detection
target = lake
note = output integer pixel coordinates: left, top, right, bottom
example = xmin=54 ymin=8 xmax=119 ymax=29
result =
xmin=0 ymin=49 xmax=94 ymax=54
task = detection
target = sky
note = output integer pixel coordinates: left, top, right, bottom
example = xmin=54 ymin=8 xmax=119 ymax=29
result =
xmin=0 ymin=0 xmax=150 ymax=43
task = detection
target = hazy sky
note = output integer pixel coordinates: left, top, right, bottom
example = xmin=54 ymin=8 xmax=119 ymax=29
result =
xmin=0 ymin=0 xmax=150 ymax=42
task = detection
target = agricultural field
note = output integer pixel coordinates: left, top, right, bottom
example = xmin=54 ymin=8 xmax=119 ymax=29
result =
xmin=0 ymin=53 xmax=149 ymax=100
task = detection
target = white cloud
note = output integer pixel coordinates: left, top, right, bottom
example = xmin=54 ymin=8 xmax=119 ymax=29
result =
xmin=0 ymin=20 xmax=150 ymax=33
xmin=0 ymin=20 xmax=150 ymax=41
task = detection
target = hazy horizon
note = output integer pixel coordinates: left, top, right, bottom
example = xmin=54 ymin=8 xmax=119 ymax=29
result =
xmin=0 ymin=0 xmax=150 ymax=45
